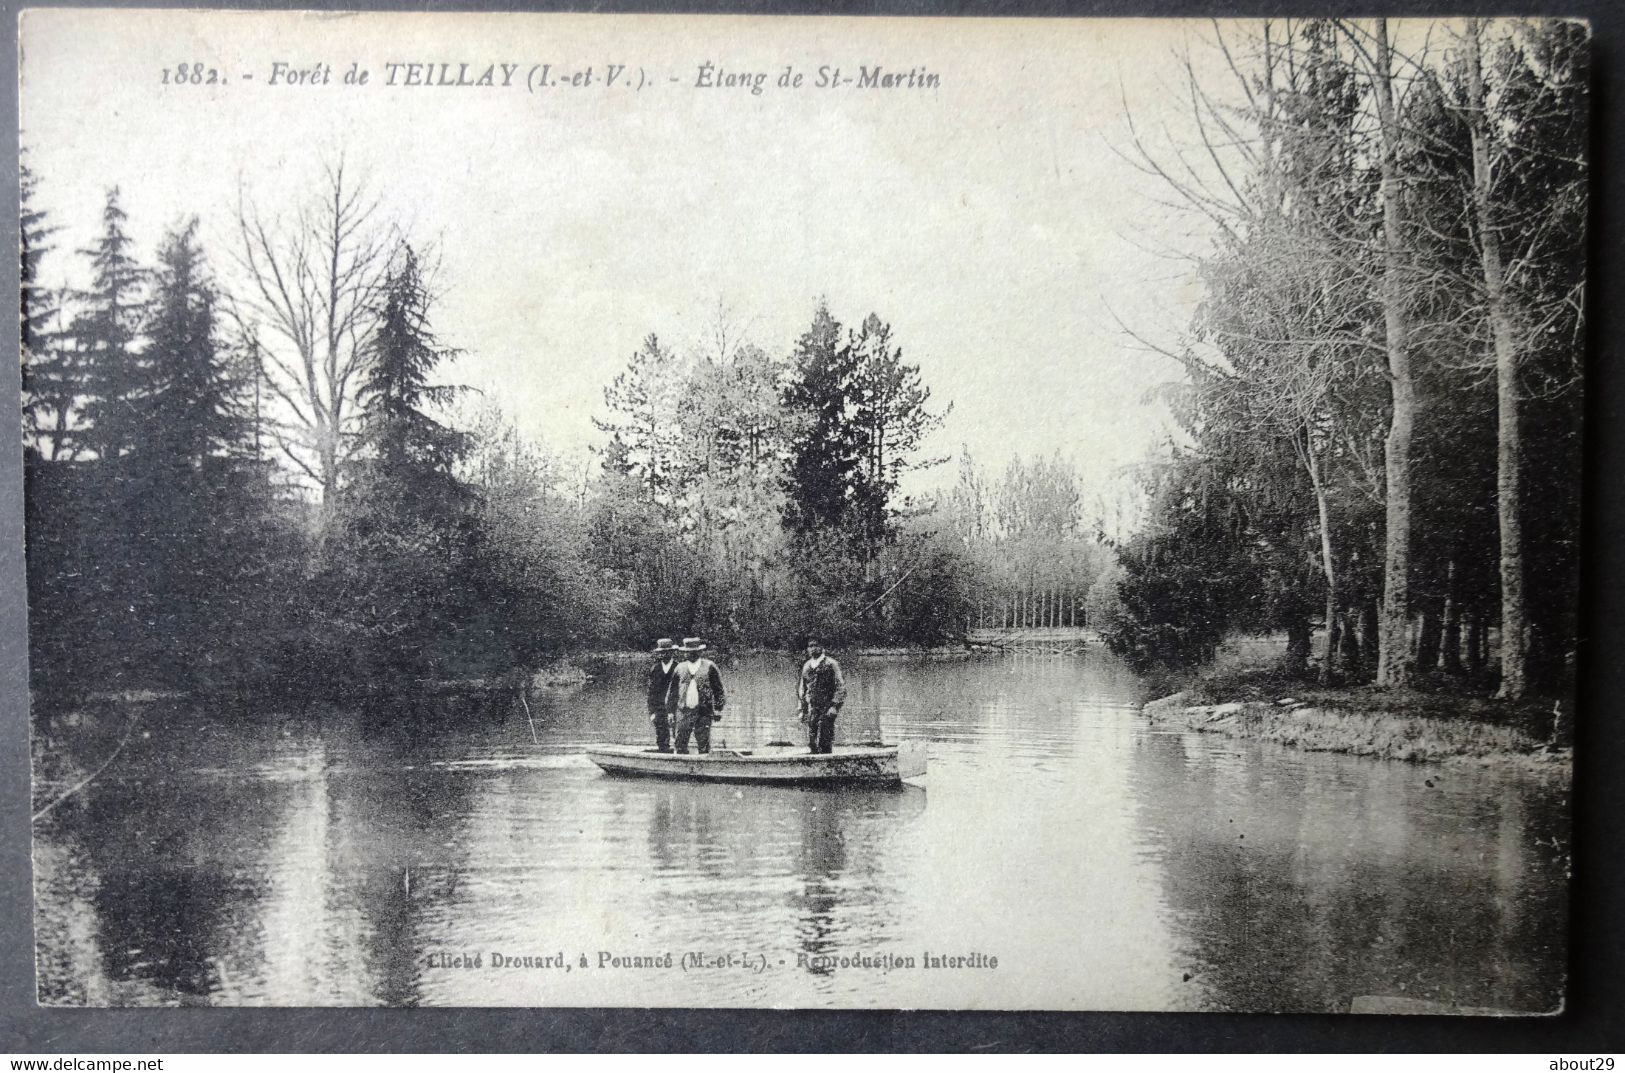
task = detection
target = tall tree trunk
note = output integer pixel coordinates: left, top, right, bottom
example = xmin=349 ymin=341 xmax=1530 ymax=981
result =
xmin=1441 ymin=559 xmax=1464 ymax=676
xmin=320 ymin=429 xmax=339 ymax=508
xmin=1465 ymin=19 xmax=1529 ymax=701
xmin=1305 ymin=432 xmax=1340 ymax=685
xmin=1369 ymin=18 xmax=1416 ymax=688
xmin=1415 ymin=596 xmax=1443 ymax=673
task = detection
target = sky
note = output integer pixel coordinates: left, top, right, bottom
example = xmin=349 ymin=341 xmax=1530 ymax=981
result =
xmin=20 ymin=11 xmax=1250 ymax=502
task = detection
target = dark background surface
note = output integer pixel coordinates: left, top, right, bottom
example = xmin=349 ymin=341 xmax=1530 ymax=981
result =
xmin=0 ymin=0 xmax=1620 ymax=1053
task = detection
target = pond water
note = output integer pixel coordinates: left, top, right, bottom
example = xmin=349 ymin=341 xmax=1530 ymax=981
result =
xmin=32 ymin=651 xmax=1569 ymax=1011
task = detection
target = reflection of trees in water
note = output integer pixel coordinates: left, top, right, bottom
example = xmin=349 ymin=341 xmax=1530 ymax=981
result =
xmin=914 ymin=652 xmax=1148 ymax=747
xmin=635 ymin=777 xmax=922 ymax=983
xmin=324 ymin=729 xmax=479 ymax=1007
xmin=790 ymin=792 xmax=849 ymax=973
xmin=33 ymin=832 xmax=100 ymax=1005
xmin=784 ymin=787 xmax=925 ymax=979
xmin=646 ymin=788 xmax=678 ymax=874
xmin=357 ymin=692 xmax=508 ymax=738
xmin=91 ymin=867 xmax=241 ymax=1001
xmin=327 ymin=776 xmax=428 ymax=1006
xmin=639 ymin=782 xmax=732 ymax=884
xmin=35 ymin=701 xmax=485 ymax=1007
xmin=1127 ymin=729 xmax=1568 ymax=1013
xmin=44 ymin=771 xmax=276 ymax=1005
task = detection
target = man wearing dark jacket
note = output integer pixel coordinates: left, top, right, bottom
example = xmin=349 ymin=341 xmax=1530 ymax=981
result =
xmin=667 ymin=637 xmax=726 ymax=754
xmin=646 ymin=638 xmax=680 ymax=752
xmin=799 ymin=639 xmax=847 ymax=754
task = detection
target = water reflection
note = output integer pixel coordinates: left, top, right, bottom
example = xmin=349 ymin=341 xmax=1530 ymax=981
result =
xmin=792 ymin=792 xmax=848 ymax=974
xmin=32 ymin=653 xmax=1567 ymax=1010
xmin=37 ymin=738 xmax=289 ymax=1005
xmin=87 ymin=808 xmax=253 ymax=1003
xmin=1127 ymin=727 xmax=1569 ymax=1013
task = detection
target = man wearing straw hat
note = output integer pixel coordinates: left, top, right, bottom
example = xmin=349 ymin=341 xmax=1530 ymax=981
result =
xmin=667 ymin=637 xmax=726 ymax=755
xmin=645 ymin=638 xmax=681 ymax=752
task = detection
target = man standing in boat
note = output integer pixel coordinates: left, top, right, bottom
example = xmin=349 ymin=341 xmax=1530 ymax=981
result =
xmin=646 ymin=637 xmax=680 ymax=752
xmin=667 ymin=637 xmax=726 ymax=754
xmin=799 ymin=638 xmax=846 ymax=755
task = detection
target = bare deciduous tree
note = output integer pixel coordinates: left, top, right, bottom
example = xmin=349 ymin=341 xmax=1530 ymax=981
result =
xmin=1461 ymin=19 xmax=1527 ymax=699
xmin=231 ymin=157 xmax=398 ymax=507
xmin=1335 ymin=17 xmax=1420 ymax=688
xmin=1119 ymin=19 xmax=1388 ymax=680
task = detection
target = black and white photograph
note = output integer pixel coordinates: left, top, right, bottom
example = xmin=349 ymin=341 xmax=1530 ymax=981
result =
xmin=19 ymin=11 xmax=1582 ymax=1012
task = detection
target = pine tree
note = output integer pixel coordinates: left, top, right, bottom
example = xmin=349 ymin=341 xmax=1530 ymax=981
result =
xmin=18 ymin=158 xmax=53 ymax=330
xmin=848 ymin=313 xmax=947 ymax=558
xmin=782 ymin=301 xmax=862 ymax=539
xmin=72 ymin=188 xmax=146 ymax=459
xmin=18 ymin=155 xmax=67 ymax=456
xmin=144 ymin=219 xmax=245 ymax=466
xmin=355 ymin=247 xmax=467 ymax=488
xmin=318 ymin=246 xmax=471 ymax=680
xmin=123 ymin=220 xmax=262 ymax=682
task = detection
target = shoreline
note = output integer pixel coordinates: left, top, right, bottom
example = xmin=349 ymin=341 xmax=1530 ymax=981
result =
xmin=575 ymin=644 xmax=982 ymax=663
xmin=1141 ymin=691 xmax=1572 ymax=776
xmin=59 ymin=645 xmax=990 ymax=705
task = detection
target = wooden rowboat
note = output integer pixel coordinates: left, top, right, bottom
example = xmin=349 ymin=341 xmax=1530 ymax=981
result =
xmin=584 ymin=741 xmax=927 ymax=786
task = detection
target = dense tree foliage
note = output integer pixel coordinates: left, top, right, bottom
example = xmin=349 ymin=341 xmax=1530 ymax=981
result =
xmin=25 ymin=215 xmax=295 ymax=697
xmin=587 ymin=301 xmax=1015 ymax=648
xmin=19 ymin=156 xmax=64 ymax=455
xmin=73 ymin=189 xmax=147 ymax=462
xmin=19 ymin=18 xmax=1581 ymax=709
xmin=1103 ymin=18 xmax=1585 ymax=703
xmin=22 ymin=191 xmax=1096 ymax=700
xmin=311 ymin=248 xmax=478 ymax=680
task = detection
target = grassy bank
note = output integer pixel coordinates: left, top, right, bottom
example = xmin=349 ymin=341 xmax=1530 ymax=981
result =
xmin=1141 ymin=641 xmax=1571 ymax=772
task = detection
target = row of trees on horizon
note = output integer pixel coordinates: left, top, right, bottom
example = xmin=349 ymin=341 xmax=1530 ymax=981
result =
xmin=18 ymin=162 xmax=1110 ymax=702
xmin=1096 ymin=17 xmax=1585 ymax=702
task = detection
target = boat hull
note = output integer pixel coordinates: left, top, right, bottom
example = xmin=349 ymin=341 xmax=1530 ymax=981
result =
xmin=585 ymin=743 xmax=926 ymax=785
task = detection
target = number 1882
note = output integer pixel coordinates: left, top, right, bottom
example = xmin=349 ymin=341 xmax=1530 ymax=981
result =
xmin=162 ymin=63 xmax=221 ymax=85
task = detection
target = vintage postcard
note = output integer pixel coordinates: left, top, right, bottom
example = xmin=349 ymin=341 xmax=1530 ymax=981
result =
xmin=20 ymin=10 xmax=1580 ymax=1011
